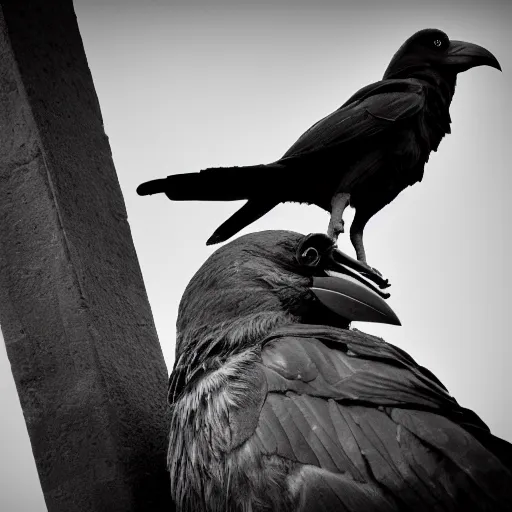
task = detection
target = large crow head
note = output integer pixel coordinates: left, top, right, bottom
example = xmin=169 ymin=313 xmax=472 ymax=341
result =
xmin=384 ymin=28 xmax=501 ymax=80
xmin=176 ymin=231 xmax=398 ymax=358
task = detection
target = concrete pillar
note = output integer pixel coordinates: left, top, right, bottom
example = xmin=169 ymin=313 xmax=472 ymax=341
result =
xmin=0 ymin=1 xmax=172 ymax=510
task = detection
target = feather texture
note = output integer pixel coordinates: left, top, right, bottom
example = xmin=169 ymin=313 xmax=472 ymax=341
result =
xmin=168 ymin=324 xmax=512 ymax=511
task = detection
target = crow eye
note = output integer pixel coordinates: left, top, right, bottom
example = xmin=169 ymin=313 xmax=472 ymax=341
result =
xmin=296 ymin=233 xmax=334 ymax=267
xmin=433 ymin=39 xmax=443 ymax=48
xmin=300 ymin=247 xmax=321 ymax=267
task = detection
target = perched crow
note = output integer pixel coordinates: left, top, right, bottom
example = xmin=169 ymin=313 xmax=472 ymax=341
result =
xmin=138 ymin=28 xmax=500 ymax=268
xmin=167 ymin=230 xmax=512 ymax=512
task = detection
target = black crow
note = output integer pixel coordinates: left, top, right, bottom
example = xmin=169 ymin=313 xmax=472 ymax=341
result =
xmin=138 ymin=29 xmax=500 ymax=270
xmin=167 ymin=230 xmax=512 ymax=512
xmin=137 ymin=29 xmax=501 ymax=270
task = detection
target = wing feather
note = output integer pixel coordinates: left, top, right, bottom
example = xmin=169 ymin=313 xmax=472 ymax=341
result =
xmin=239 ymin=325 xmax=512 ymax=510
xmin=170 ymin=325 xmax=512 ymax=511
xmin=281 ymin=79 xmax=426 ymax=160
xmin=262 ymin=332 xmax=456 ymax=410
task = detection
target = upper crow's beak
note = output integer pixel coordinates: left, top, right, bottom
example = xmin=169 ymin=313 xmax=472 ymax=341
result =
xmin=445 ymin=40 xmax=501 ymax=73
xmin=297 ymin=234 xmax=401 ymax=326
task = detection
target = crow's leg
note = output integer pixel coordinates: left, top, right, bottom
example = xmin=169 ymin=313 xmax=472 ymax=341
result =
xmin=350 ymin=187 xmax=402 ymax=281
xmin=327 ymin=192 xmax=351 ymax=241
xmin=350 ymin=221 xmax=368 ymax=263
xmin=350 ymin=208 xmax=384 ymax=278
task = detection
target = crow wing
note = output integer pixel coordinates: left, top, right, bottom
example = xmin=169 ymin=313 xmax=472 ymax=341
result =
xmin=226 ymin=325 xmax=512 ymax=511
xmin=281 ymin=78 xmax=426 ymax=161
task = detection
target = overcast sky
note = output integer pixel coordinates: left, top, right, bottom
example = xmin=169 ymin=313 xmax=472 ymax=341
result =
xmin=1 ymin=0 xmax=511 ymax=509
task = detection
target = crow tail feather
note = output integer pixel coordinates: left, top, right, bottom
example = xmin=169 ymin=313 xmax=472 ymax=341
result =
xmin=137 ymin=163 xmax=283 ymax=201
xmin=206 ymin=200 xmax=279 ymax=245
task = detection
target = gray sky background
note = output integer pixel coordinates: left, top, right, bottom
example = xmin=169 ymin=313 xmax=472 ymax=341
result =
xmin=1 ymin=0 xmax=511 ymax=509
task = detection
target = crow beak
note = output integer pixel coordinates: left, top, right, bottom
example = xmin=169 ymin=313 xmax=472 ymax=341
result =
xmin=297 ymin=234 xmax=400 ymax=326
xmin=445 ymin=40 xmax=501 ymax=72
xmin=311 ymin=269 xmax=401 ymax=326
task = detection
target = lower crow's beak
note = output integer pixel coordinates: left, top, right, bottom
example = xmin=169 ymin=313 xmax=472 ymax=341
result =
xmin=311 ymin=271 xmax=401 ymax=326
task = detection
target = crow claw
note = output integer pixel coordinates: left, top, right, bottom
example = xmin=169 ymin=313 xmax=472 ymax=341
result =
xmin=360 ymin=264 xmax=391 ymax=289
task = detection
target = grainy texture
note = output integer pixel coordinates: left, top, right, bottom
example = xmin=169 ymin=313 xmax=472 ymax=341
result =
xmin=0 ymin=1 xmax=172 ymax=510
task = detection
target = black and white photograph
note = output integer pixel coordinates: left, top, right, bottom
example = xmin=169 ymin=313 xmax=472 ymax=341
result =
xmin=0 ymin=0 xmax=510 ymax=510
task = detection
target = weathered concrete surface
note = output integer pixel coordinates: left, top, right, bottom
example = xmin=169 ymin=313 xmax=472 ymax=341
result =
xmin=0 ymin=1 xmax=172 ymax=510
